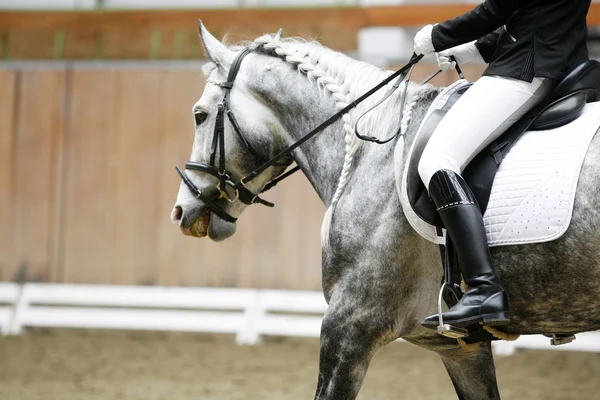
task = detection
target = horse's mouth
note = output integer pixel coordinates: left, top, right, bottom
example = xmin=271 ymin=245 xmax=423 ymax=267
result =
xmin=181 ymin=208 xmax=211 ymax=238
xmin=176 ymin=199 xmax=238 ymax=241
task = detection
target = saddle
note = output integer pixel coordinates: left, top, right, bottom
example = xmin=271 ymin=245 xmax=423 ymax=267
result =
xmin=407 ymin=60 xmax=600 ymax=227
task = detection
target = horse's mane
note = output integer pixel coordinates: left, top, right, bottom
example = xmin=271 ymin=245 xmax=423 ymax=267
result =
xmin=209 ymin=34 xmax=426 ymax=247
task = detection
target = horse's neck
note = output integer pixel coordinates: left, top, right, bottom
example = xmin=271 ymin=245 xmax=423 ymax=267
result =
xmin=250 ymin=67 xmax=341 ymax=203
xmin=269 ymin=84 xmax=347 ymax=205
xmin=252 ymin=47 xmax=424 ymax=206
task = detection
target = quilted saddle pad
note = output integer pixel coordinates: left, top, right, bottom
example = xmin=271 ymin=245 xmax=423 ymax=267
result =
xmin=399 ymin=101 xmax=600 ymax=247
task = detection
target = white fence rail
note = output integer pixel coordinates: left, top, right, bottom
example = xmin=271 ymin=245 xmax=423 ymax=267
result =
xmin=0 ymin=283 xmax=599 ymax=356
xmin=0 ymin=283 xmax=327 ymax=345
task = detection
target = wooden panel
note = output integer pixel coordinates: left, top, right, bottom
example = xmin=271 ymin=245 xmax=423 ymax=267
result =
xmin=234 ymin=191 xmax=278 ymax=289
xmin=460 ymin=65 xmax=487 ymax=83
xmin=2 ymin=5 xmax=600 ymax=60
xmin=0 ymin=9 xmax=363 ymax=60
xmin=365 ymin=4 xmax=600 ymax=26
xmin=101 ymin=26 xmax=161 ymax=60
xmin=6 ymin=29 xmax=56 ymax=60
xmin=297 ymin=177 xmax=325 ymax=291
xmin=47 ymin=71 xmax=68 ymax=283
xmin=227 ymin=175 xmax=324 ymax=290
xmin=61 ymin=70 xmax=118 ymax=283
xmin=0 ymin=61 xmax=486 ymax=290
xmin=274 ymin=174 xmax=308 ymax=290
xmin=61 ymin=28 xmax=101 ymax=59
xmin=110 ymin=70 xmax=162 ymax=285
xmin=153 ymin=69 xmax=206 ymax=286
xmin=0 ymin=70 xmax=16 ymax=282
xmin=2 ymin=5 xmax=599 ymax=31
xmin=12 ymin=70 xmax=66 ymax=282
xmin=364 ymin=5 xmax=476 ymax=26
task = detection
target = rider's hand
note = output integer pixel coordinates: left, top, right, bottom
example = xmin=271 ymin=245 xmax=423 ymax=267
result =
xmin=436 ymin=41 xmax=484 ymax=71
xmin=414 ymin=25 xmax=435 ymax=56
xmin=436 ymin=53 xmax=457 ymax=71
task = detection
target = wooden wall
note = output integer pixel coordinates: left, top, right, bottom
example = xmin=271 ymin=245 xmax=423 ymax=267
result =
xmin=1 ymin=4 xmax=598 ymax=288
xmin=2 ymin=5 xmax=600 ymax=60
xmin=0 ymin=62 xmax=483 ymax=289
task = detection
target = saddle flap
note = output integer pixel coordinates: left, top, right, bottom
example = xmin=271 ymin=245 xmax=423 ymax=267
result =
xmin=405 ymin=80 xmax=471 ymax=226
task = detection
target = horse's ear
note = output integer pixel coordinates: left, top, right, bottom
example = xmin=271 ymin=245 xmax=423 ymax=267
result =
xmin=198 ymin=20 xmax=234 ymax=68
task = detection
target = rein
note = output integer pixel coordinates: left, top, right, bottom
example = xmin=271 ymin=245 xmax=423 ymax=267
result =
xmin=176 ymin=47 xmax=424 ymax=223
xmin=354 ymin=55 xmax=464 ymax=144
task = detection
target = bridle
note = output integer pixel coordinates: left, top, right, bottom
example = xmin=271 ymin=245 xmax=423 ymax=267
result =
xmin=176 ymin=46 xmax=426 ymax=224
xmin=176 ymin=47 xmax=284 ymax=224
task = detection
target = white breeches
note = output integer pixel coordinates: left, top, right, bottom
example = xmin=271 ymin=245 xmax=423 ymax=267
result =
xmin=418 ymin=75 xmax=555 ymax=188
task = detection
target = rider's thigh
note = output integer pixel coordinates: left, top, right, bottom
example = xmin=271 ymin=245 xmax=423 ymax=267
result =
xmin=418 ymin=75 xmax=555 ymax=188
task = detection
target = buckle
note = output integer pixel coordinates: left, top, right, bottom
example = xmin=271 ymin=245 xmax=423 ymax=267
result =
xmin=217 ymin=179 xmax=240 ymax=203
xmin=239 ymin=177 xmax=250 ymax=187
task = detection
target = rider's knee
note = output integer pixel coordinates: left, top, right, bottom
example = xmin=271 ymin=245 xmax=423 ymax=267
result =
xmin=418 ymin=149 xmax=461 ymax=188
xmin=418 ymin=155 xmax=436 ymax=189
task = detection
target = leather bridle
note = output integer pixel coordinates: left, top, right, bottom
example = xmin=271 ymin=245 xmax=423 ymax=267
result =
xmin=176 ymin=46 xmax=424 ymax=223
xmin=176 ymin=48 xmax=282 ymax=223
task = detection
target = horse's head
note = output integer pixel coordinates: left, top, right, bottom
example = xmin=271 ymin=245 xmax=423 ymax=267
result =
xmin=171 ymin=23 xmax=291 ymax=241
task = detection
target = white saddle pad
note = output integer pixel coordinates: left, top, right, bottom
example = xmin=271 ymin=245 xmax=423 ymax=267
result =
xmin=399 ymin=101 xmax=600 ymax=247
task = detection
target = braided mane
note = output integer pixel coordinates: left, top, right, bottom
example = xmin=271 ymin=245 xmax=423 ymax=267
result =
xmin=223 ymin=34 xmax=425 ymax=247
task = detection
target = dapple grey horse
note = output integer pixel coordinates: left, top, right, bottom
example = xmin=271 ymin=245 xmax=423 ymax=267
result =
xmin=171 ymin=24 xmax=600 ymax=399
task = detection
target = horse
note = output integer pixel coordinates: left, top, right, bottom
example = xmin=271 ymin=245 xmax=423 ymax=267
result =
xmin=171 ymin=24 xmax=600 ymax=399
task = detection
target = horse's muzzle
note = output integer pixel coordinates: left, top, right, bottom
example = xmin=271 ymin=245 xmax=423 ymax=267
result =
xmin=171 ymin=203 xmax=211 ymax=238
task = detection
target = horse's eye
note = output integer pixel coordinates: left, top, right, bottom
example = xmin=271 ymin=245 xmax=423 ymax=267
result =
xmin=194 ymin=111 xmax=208 ymax=126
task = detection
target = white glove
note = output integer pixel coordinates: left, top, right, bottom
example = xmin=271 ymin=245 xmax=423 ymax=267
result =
xmin=414 ymin=25 xmax=435 ymax=56
xmin=436 ymin=41 xmax=484 ymax=71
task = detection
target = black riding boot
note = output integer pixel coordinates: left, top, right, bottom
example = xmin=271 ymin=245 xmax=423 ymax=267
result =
xmin=421 ymin=169 xmax=510 ymax=329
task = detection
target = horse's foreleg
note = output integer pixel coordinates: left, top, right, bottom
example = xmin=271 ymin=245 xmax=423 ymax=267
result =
xmin=405 ymin=336 xmax=501 ymax=400
xmin=439 ymin=342 xmax=501 ymax=400
xmin=314 ymin=304 xmax=394 ymax=400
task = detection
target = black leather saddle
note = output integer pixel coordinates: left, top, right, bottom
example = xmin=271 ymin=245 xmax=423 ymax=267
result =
xmin=408 ymin=60 xmax=600 ymax=228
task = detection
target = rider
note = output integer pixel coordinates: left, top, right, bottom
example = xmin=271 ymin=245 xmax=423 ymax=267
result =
xmin=413 ymin=0 xmax=592 ymax=329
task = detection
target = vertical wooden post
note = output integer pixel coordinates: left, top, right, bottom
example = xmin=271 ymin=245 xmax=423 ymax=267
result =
xmin=1 ymin=32 xmax=9 ymax=60
xmin=173 ymin=30 xmax=184 ymax=60
xmin=149 ymin=29 xmax=161 ymax=60
xmin=53 ymin=30 xmax=65 ymax=60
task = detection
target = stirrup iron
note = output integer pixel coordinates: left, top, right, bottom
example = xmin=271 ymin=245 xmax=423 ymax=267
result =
xmin=544 ymin=333 xmax=577 ymax=346
xmin=435 ymin=283 xmax=469 ymax=339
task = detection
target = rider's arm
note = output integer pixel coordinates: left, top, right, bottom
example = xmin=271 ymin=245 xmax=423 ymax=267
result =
xmin=432 ymin=0 xmax=522 ymax=52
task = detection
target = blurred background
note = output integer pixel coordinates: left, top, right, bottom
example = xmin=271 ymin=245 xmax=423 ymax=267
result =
xmin=1 ymin=1 xmax=600 ymax=400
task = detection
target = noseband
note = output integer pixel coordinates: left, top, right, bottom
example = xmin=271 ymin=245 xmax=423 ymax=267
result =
xmin=176 ymin=46 xmax=424 ymax=223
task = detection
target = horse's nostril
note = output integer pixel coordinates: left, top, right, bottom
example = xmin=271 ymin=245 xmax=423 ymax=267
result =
xmin=171 ymin=206 xmax=184 ymax=225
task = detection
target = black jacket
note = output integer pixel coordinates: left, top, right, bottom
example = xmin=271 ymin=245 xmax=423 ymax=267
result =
xmin=431 ymin=0 xmax=591 ymax=82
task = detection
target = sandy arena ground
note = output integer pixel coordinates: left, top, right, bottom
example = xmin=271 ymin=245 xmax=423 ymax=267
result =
xmin=0 ymin=329 xmax=599 ymax=400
